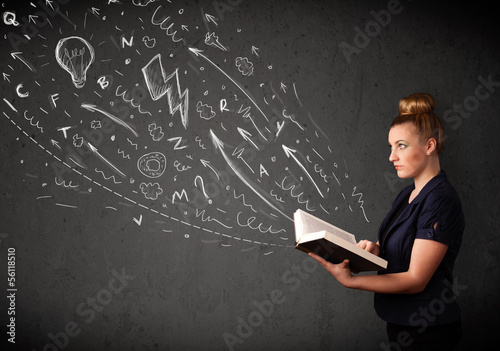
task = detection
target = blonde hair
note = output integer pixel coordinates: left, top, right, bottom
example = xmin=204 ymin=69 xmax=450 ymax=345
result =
xmin=391 ymin=93 xmax=445 ymax=154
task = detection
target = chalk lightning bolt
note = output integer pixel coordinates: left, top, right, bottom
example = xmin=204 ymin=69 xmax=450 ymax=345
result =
xmin=142 ymin=54 xmax=189 ymax=128
xmin=282 ymin=145 xmax=325 ymax=198
xmin=210 ymin=129 xmax=293 ymax=222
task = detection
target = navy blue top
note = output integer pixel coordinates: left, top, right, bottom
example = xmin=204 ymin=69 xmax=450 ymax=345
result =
xmin=374 ymin=171 xmax=465 ymax=326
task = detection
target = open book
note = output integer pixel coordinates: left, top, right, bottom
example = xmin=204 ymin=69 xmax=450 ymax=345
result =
xmin=294 ymin=209 xmax=387 ymax=272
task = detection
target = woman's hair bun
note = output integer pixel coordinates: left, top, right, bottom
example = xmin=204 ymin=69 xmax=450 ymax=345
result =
xmin=398 ymin=93 xmax=435 ymax=115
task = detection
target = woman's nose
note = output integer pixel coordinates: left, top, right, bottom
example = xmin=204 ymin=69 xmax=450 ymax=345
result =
xmin=389 ymin=149 xmax=397 ymax=162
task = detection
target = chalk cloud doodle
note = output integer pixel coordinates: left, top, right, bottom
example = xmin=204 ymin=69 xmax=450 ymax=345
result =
xmin=1 ymin=0 xmax=370 ymax=260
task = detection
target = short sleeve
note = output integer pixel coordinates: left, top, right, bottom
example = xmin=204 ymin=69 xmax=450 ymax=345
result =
xmin=415 ymin=189 xmax=464 ymax=246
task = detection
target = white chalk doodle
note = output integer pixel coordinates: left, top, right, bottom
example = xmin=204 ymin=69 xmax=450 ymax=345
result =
xmin=2 ymin=11 xmax=19 ymax=26
xmin=210 ymin=130 xmax=293 ymax=222
xmin=200 ymin=159 xmax=219 ymax=179
xmin=276 ymin=176 xmax=316 ymax=212
xmin=235 ymin=57 xmax=254 ymax=76
xmin=282 ymin=144 xmax=325 ymax=198
xmin=95 ymin=168 xmax=122 ymax=184
xmin=81 ymin=103 xmax=139 ymax=137
xmin=189 ymin=48 xmax=270 ymax=122
xmin=11 ymin=52 xmax=36 ymax=73
xmin=151 ymin=5 xmax=183 ymax=43
xmin=196 ymin=209 xmax=233 ymax=229
xmin=236 ymin=212 xmax=286 ymax=234
xmin=84 ymin=140 xmax=126 ymax=179
xmin=72 ymin=134 xmax=83 ymax=147
xmin=23 ymin=110 xmax=43 ymax=133
xmin=137 ymin=152 xmax=166 ymax=178
xmin=173 ymin=160 xmax=191 ymax=172
xmin=196 ymin=101 xmax=216 ymax=120
xmin=142 ymin=54 xmax=189 ymax=128
xmin=142 ymin=35 xmax=156 ymax=48
xmin=204 ymin=32 xmax=226 ymax=51
xmin=133 ymin=214 xmax=143 ymax=226
xmin=133 ymin=0 xmax=159 ymax=7
xmin=139 ymin=182 xmax=163 ymax=200
xmin=117 ymin=149 xmax=131 ymax=159
xmin=3 ymin=111 xmax=290 ymax=248
xmin=55 ymin=176 xmax=79 ymax=189
xmin=115 ymin=85 xmax=152 ymax=116
xmin=352 ymin=186 xmax=369 ymax=223
xmin=90 ymin=120 xmax=101 ymax=129
xmin=148 ymin=122 xmax=164 ymax=141
xmin=237 ymin=127 xmax=259 ymax=150
xmin=167 ymin=136 xmax=188 ymax=150
xmin=16 ymin=84 xmax=29 ymax=98
xmin=55 ymin=36 xmax=95 ymax=88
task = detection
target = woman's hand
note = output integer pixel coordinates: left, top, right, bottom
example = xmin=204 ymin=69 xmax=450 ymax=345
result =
xmin=357 ymin=240 xmax=380 ymax=256
xmin=308 ymin=252 xmax=354 ymax=288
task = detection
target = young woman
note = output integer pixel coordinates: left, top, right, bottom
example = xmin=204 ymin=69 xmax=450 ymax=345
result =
xmin=309 ymin=93 xmax=465 ymax=350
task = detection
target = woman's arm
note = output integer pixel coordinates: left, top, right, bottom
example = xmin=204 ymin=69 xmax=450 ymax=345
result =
xmin=309 ymin=238 xmax=448 ymax=294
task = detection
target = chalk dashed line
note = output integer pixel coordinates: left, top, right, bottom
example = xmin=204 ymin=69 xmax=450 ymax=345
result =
xmin=2 ymin=112 xmax=290 ymax=248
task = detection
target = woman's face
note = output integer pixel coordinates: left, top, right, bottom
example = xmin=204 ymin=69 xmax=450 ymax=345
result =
xmin=388 ymin=123 xmax=429 ymax=179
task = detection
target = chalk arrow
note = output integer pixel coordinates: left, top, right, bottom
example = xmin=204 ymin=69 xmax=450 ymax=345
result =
xmin=204 ymin=13 xmax=218 ymax=26
xmin=46 ymin=0 xmax=55 ymax=11
xmin=200 ymin=159 xmax=220 ymax=180
xmin=28 ymin=15 xmax=39 ymax=24
xmin=251 ymin=46 xmax=260 ymax=57
xmin=133 ymin=214 xmax=143 ymax=226
xmin=91 ymin=7 xmax=100 ymax=15
xmin=3 ymin=73 xmax=10 ymax=82
xmin=142 ymin=54 xmax=189 ymax=129
xmin=282 ymin=145 xmax=325 ymax=198
xmin=181 ymin=25 xmax=189 ymax=31
xmin=85 ymin=141 xmax=126 ymax=178
xmin=280 ymin=82 xmax=287 ymax=93
xmin=81 ymin=103 xmax=138 ymax=137
xmin=50 ymin=139 xmax=62 ymax=151
xmin=210 ymin=130 xmax=293 ymax=222
xmin=11 ymin=52 xmax=36 ymax=73
xmin=237 ymin=127 xmax=259 ymax=150
xmin=188 ymin=47 xmax=204 ymax=56
xmin=188 ymin=47 xmax=269 ymax=123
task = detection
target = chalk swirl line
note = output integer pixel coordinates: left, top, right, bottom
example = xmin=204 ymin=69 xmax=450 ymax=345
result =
xmin=1 ymin=112 xmax=291 ymax=248
xmin=95 ymin=168 xmax=122 ymax=184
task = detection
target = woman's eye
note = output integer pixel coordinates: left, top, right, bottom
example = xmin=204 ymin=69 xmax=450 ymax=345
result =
xmin=399 ymin=144 xmax=407 ymax=149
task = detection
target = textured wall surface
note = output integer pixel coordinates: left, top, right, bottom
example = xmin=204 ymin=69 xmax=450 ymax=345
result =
xmin=0 ymin=0 xmax=498 ymax=350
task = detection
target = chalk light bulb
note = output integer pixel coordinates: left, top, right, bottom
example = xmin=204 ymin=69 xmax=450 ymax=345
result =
xmin=55 ymin=36 xmax=95 ymax=89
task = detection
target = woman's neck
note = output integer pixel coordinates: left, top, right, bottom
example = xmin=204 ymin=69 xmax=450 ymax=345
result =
xmin=413 ymin=159 xmax=441 ymax=195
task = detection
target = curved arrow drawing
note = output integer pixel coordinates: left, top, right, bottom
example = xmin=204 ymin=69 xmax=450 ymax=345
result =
xmin=210 ymin=130 xmax=293 ymax=222
xmin=11 ymin=52 xmax=36 ymax=73
xmin=200 ymin=158 xmax=220 ymax=180
xmin=81 ymin=103 xmax=138 ymax=137
xmin=282 ymin=144 xmax=325 ymax=198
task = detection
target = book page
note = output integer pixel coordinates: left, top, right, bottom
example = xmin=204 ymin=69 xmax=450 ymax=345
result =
xmin=295 ymin=210 xmax=357 ymax=245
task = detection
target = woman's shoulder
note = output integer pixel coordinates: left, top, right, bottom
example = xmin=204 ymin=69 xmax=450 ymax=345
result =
xmin=428 ymin=175 xmax=462 ymax=203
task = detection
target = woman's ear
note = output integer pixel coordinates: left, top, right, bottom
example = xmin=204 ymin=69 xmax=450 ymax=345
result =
xmin=427 ymin=137 xmax=437 ymax=154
